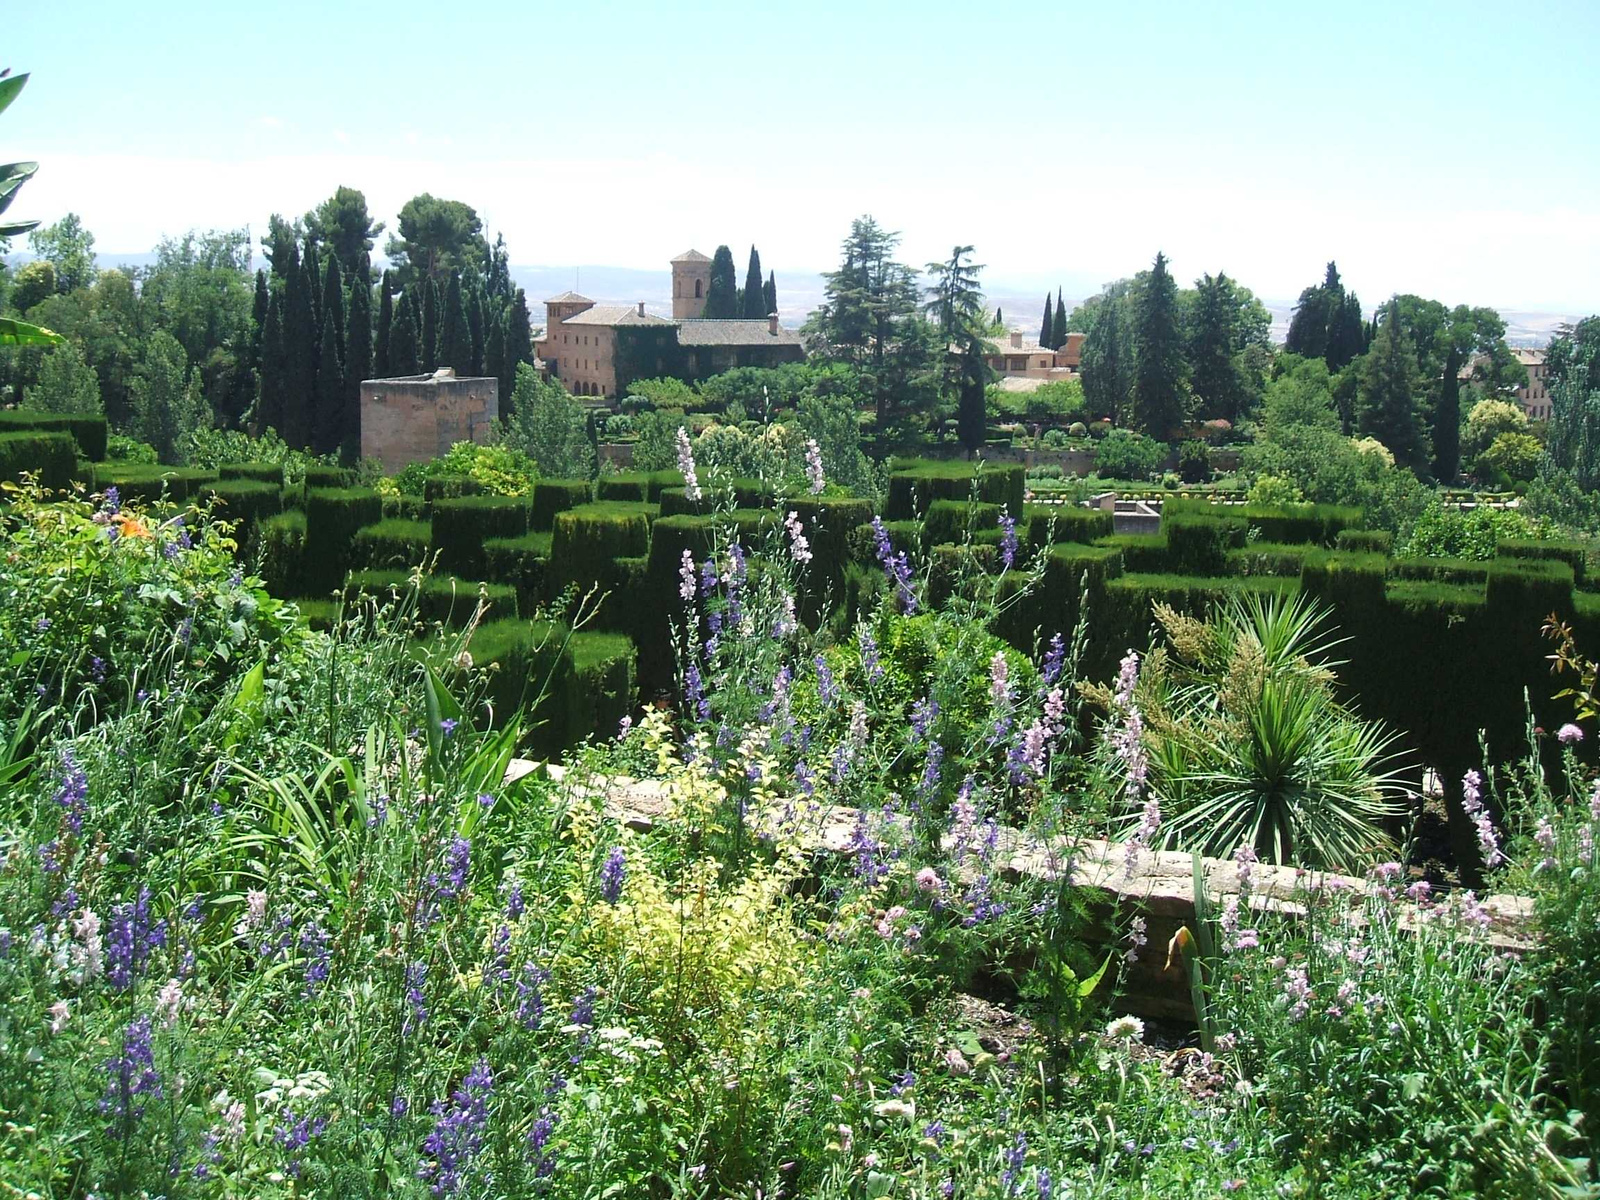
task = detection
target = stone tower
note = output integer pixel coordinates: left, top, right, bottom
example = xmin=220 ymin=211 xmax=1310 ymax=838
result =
xmin=671 ymin=249 xmax=712 ymax=319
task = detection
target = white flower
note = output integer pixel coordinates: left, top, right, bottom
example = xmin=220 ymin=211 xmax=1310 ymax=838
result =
xmin=155 ymin=978 xmax=187 ymax=1026
xmin=48 ymin=999 xmax=70 ymax=1034
xmin=875 ymin=1098 xmax=916 ymax=1121
xmin=1105 ymin=1015 xmax=1145 ymax=1042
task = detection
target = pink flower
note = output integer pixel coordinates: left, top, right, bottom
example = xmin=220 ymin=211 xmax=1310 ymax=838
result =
xmin=1558 ymin=723 xmax=1584 ymax=745
xmin=915 ymin=867 xmax=943 ymax=893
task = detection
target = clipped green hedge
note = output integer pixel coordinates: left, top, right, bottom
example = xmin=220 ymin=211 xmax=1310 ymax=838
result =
xmin=531 ymin=479 xmax=593 ymax=531
xmin=1336 ymin=528 xmax=1393 ymax=555
xmin=565 ymin=631 xmax=636 ymax=745
xmin=549 ymin=502 xmax=653 ymax=607
xmin=260 ymin=510 xmax=307 ymax=597
xmin=419 ymin=575 xmax=518 ymax=627
xmin=1240 ymin=502 xmax=1362 ymax=546
xmin=1384 ymin=578 xmax=1485 ymax=615
xmin=219 ymin=461 xmax=284 ymax=485
xmin=449 ymin=618 xmax=569 ymax=751
xmin=0 ymin=410 xmax=108 ymax=460
xmin=1226 ymin=542 xmax=1310 ymax=578
xmin=90 ymin=462 xmax=217 ymax=503
xmin=924 ymin=499 xmax=1002 ymax=547
xmin=0 ymin=430 xmax=77 ymax=491
xmin=352 ymin=518 xmax=433 ymax=570
xmin=344 ymin=569 xmax=414 ymax=606
xmin=303 ymin=487 xmax=383 ymax=592
xmin=304 ymin=465 xmax=354 ymax=489
xmin=424 ymin=473 xmax=483 ymax=502
xmin=383 ymin=492 xmax=430 ymax=521
xmin=657 ymin=477 xmax=773 ymax=517
xmin=884 ymin=458 xmax=1025 ymax=520
xmin=1096 ymin=533 xmax=1168 ymax=573
xmin=1164 ymin=509 xmax=1247 ymax=575
xmin=848 ymin=519 xmax=923 ymax=570
xmin=788 ymin=495 xmax=873 ymax=618
xmin=1022 ymin=503 xmax=1114 ymax=549
xmin=597 ymin=473 xmax=649 ymax=502
xmin=1388 ymin=556 xmax=1489 ymax=587
xmin=1498 ymin=538 xmax=1587 ymax=587
xmin=1300 ymin=549 xmax=1388 ymax=613
xmin=1485 ymin=556 xmax=1573 ymax=620
xmin=431 ymin=495 xmax=532 ymax=578
xmin=484 ymin=531 xmax=553 ymax=612
xmin=294 ymin=597 xmax=343 ymax=632
xmin=200 ymin=479 xmax=284 ymax=533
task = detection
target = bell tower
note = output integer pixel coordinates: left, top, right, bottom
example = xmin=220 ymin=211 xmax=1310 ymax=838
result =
xmin=670 ymin=249 xmax=712 ymax=319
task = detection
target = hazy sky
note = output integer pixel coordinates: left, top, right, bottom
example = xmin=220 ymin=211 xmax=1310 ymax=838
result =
xmin=9 ymin=0 xmax=1599 ymax=312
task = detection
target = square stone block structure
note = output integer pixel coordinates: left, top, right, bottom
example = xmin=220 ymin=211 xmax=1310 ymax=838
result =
xmin=360 ymin=368 xmax=499 ymax=474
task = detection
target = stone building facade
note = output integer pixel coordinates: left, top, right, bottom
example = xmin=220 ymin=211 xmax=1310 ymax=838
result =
xmin=1514 ymin=348 xmax=1551 ymax=421
xmin=535 ymin=250 xmax=805 ymax=402
xmin=360 ymin=368 xmax=499 ymax=473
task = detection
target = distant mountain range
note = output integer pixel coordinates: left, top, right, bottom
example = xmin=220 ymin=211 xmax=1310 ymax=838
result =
xmin=51 ymin=252 xmax=1585 ymax=349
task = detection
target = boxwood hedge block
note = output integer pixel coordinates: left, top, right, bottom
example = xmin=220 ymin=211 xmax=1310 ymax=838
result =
xmin=90 ymin=462 xmax=218 ymax=503
xmin=1300 ymin=549 xmax=1388 ymax=612
xmin=1485 ymin=556 xmax=1573 ymax=620
xmin=1023 ymin=504 xmax=1113 ymax=549
xmin=430 ymin=495 xmax=531 ymax=577
xmin=1388 ymin=556 xmax=1490 ymax=587
xmin=303 ymin=487 xmax=383 ymax=592
xmin=383 ymin=492 xmax=429 ymax=521
xmin=847 ymin=519 xmax=923 ymax=570
xmin=597 ymin=473 xmax=649 ymax=502
xmin=1164 ymin=510 xmax=1247 ymax=575
xmin=344 ymin=569 xmax=414 ymax=605
xmin=448 ymin=618 xmax=569 ymax=749
xmin=304 ymin=465 xmax=354 ymax=489
xmin=352 ymin=518 xmax=433 ymax=570
xmin=201 ymin=479 xmax=284 ymax=533
xmin=219 ymin=461 xmax=284 ymax=485
xmin=1096 ymin=533 xmax=1168 ymax=573
xmin=564 ymin=631 xmax=636 ymax=745
xmin=260 ymin=510 xmax=307 ymax=597
xmin=0 ymin=430 xmax=78 ymax=491
xmin=884 ymin=458 xmax=1025 ymax=520
xmin=1384 ymin=579 xmax=1485 ymax=616
xmin=788 ymin=496 xmax=873 ymax=612
xmin=424 ymin=473 xmax=482 ymax=502
xmin=1239 ymin=502 xmax=1362 ymax=546
xmin=531 ymin=479 xmax=593 ymax=530
xmin=294 ymin=597 xmax=343 ymax=631
xmin=1226 ymin=542 xmax=1311 ymax=578
xmin=924 ymin=499 xmax=1003 ymax=547
xmin=549 ymin=502 xmax=653 ymax=600
xmin=0 ymin=411 xmax=108 ymax=460
xmin=1336 ymin=528 xmax=1393 ymax=555
xmin=484 ymin=531 xmax=554 ymax=611
xmin=1498 ymin=538 xmax=1587 ymax=586
xmin=419 ymin=575 xmax=518 ymax=627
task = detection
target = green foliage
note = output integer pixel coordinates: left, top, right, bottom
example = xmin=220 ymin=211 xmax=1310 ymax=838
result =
xmin=218 ymin=460 xmax=285 ymax=484
xmin=883 ymin=458 xmax=1024 ymax=520
xmin=0 ymin=429 xmax=76 ymax=490
xmin=87 ymin=461 xmax=217 ymax=503
xmin=418 ymin=574 xmax=518 ymax=627
xmin=629 ymin=407 xmax=688 ymax=472
xmin=1260 ymin=353 xmax=1339 ymax=437
xmin=1399 ymin=500 xmax=1537 ymax=560
xmin=351 ymin=518 xmax=432 ymax=570
xmin=548 ymin=501 xmax=653 ymax=601
xmin=1092 ymin=428 xmax=1165 ymax=481
xmin=1464 ymin=397 xmax=1531 ymax=460
xmin=1164 ymin=509 xmax=1248 ymax=575
xmin=1335 ymin=528 xmax=1394 ymax=554
xmin=530 ymin=478 xmax=593 ymax=531
xmin=128 ymin=329 xmax=211 ymax=465
xmin=1021 ymin=503 xmax=1113 ymax=548
xmin=1131 ymin=251 xmax=1188 ymax=438
xmin=198 ymin=478 xmax=284 ymax=536
xmin=384 ymin=193 xmax=489 ymax=285
xmin=185 ymin=426 xmax=326 ymax=485
xmin=23 ymin=338 xmax=101 ymax=414
xmin=1357 ymin=302 xmax=1427 ymax=473
xmin=1177 ymin=438 xmax=1211 ymax=483
xmin=704 ymin=244 xmax=739 ymax=318
xmin=430 ymin=494 xmax=531 ymax=578
xmin=0 ymin=408 xmax=107 ymax=459
xmin=483 ymin=530 xmax=553 ymax=611
xmin=1477 ymin=430 xmax=1542 ymax=483
xmin=302 ymin=486 xmax=382 ymax=592
xmin=506 ymin=363 xmax=594 ymax=479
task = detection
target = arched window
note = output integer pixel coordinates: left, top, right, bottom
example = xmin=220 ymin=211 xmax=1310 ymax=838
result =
xmin=695 ymin=279 xmax=703 ymax=299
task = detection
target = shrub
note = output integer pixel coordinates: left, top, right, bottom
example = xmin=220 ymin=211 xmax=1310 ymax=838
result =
xmin=564 ymin=630 xmax=637 ymax=745
xmin=1336 ymin=528 xmax=1393 ymax=554
xmin=484 ymin=531 xmax=554 ymax=613
xmin=787 ymin=495 xmax=873 ymax=614
xmin=0 ymin=409 xmax=108 ymax=459
xmin=260 ymin=509 xmax=308 ymax=596
xmin=431 ymin=495 xmax=532 ymax=578
xmin=303 ymin=487 xmax=383 ymax=592
xmin=1092 ymin=429 xmax=1165 ymax=481
xmin=1498 ymin=537 xmax=1587 ymax=586
xmin=199 ymin=479 xmax=283 ymax=537
xmin=597 ymin=473 xmax=650 ymax=502
xmin=1096 ymin=532 xmax=1169 ymax=573
xmin=883 ymin=458 xmax=1024 ymax=520
xmin=923 ymin=499 xmax=1002 ymax=547
xmin=418 ymin=575 xmax=518 ymax=627
xmin=1227 ymin=542 xmax=1310 ymax=577
xmin=658 ymin=477 xmax=771 ymax=517
xmin=1239 ymin=502 xmax=1363 ymax=547
xmin=89 ymin=462 xmax=218 ymax=503
xmin=530 ymin=479 xmax=593 ymax=530
xmin=218 ymin=461 xmax=285 ymax=485
xmin=1177 ymin=439 xmax=1212 ymax=483
xmin=1022 ymin=504 xmax=1113 ymax=549
xmin=1164 ymin=509 xmax=1247 ymax=575
xmin=0 ymin=430 xmax=78 ymax=490
xmin=548 ymin=502 xmax=653 ymax=604
xmin=304 ymin=464 xmax=354 ymax=489
xmin=351 ymin=518 xmax=433 ymax=570
xmin=422 ymin=472 xmax=483 ymax=502
xmin=1388 ymin=556 xmax=1489 ymax=587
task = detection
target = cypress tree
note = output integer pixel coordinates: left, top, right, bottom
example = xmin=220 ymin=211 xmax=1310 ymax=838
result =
xmin=1039 ymin=293 xmax=1053 ymax=349
xmin=441 ymin=274 xmax=471 ymax=373
xmin=375 ymin=270 xmax=394 ymax=378
xmin=763 ymin=271 xmax=776 ymax=317
xmin=1326 ymin=291 xmax=1365 ymax=371
xmin=995 ymin=307 xmax=1003 ymax=326
xmin=257 ymin=290 xmax=287 ymax=436
xmin=283 ymin=245 xmax=315 ymax=448
xmin=320 ymin=255 xmax=346 ymax=364
xmin=304 ymin=240 xmax=322 ymax=363
xmin=705 ymin=245 xmax=739 ymax=318
xmin=1052 ymin=286 xmax=1067 ymax=349
xmin=503 ymin=288 xmax=533 ymax=380
xmin=485 ymin=307 xmax=506 ymax=409
xmin=422 ymin=279 xmax=439 ymax=372
xmin=313 ymin=307 xmax=345 ymax=457
xmin=391 ymin=291 xmax=420 ymax=375
xmin=1080 ymin=298 xmax=1129 ymax=426
xmin=1432 ymin=343 xmax=1462 ymax=482
xmin=742 ymin=245 xmax=766 ymax=318
xmin=1358 ymin=300 xmax=1427 ymax=472
xmin=1132 ymin=252 xmax=1188 ymax=439
xmin=957 ymin=338 xmax=988 ymax=454
xmin=466 ymin=279 xmax=486 ymax=376
xmin=250 ymin=270 xmax=270 ymax=375
xmin=344 ymin=255 xmax=373 ymax=461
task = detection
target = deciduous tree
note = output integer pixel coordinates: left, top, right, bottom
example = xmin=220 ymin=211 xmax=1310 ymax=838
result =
xmin=25 ymin=338 xmax=100 ymax=413
xmin=27 ymin=213 xmax=95 ymax=294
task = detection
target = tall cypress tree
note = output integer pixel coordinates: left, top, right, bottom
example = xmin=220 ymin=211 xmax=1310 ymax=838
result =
xmin=304 ymin=240 xmax=323 ymax=364
xmin=763 ymin=271 xmax=776 ymax=317
xmin=1188 ymin=272 xmax=1246 ymax=423
xmin=485 ymin=307 xmax=506 ymax=408
xmin=1039 ymin=293 xmax=1053 ymax=349
xmin=257 ymin=290 xmax=287 ymax=436
xmin=283 ymin=244 xmax=315 ymax=448
xmin=1132 ymin=252 xmax=1188 ymax=439
xmin=957 ymin=337 xmax=988 ymax=454
xmin=1326 ymin=291 xmax=1365 ymax=371
xmin=995 ymin=307 xmax=1003 ymax=326
xmin=441 ymin=274 xmax=471 ymax=372
xmin=375 ymin=270 xmax=394 ymax=378
xmin=313 ymin=307 xmax=345 ymax=457
xmin=741 ymin=245 xmax=766 ymax=318
xmin=466 ymin=279 xmax=486 ymax=376
xmin=344 ymin=255 xmax=373 ymax=461
xmin=503 ymin=288 xmax=533 ymax=379
xmin=250 ymin=270 xmax=270 ymax=376
xmin=391 ymin=291 xmax=421 ymax=375
xmin=1432 ymin=344 xmax=1462 ymax=482
xmin=422 ymin=279 xmax=440 ymax=372
xmin=1358 ymin=300 xmax=1426 ymax=472
xmin=1052 ymin=286 xmax=1067 ymax=349
xmin=705 ymin=245 xmax=739 ymax=318
xmin=320 ymin=255 xmax=346 ymax=366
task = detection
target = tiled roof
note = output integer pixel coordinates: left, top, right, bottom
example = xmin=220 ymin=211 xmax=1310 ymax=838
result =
xmin=544 ymin=290 xmax=592 ymax=304
xmin=675 ymin=319 xmax=802 ymax=347
xmin=1514 ymin=348 xmax=1546 ymax=366
xmin=560 ymin=305 xmax=675 ymax=327
xmin=670 ymin=249 xmax=711 ymax=263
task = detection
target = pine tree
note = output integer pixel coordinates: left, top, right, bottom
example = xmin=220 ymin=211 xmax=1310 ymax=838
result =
xmin=1131 ymin=252 xmax=1188 ymax=438
xmin=742 ymin=246 xmax=766 ymax=318
xmin=1039 ymin=293 xmax=1053 ymax=349
xmin=344 ymin=255 xmax=373 ymax=461
xmin=313 ymin=307 xmax=345 ymax=457
xmin=705 ymin=245 xmax=739 ymax=318
xmin=440 ymin=274 xmax=471 ymax=373
xmin=422 ymin=279 xmax=440 ymax=372
xmin=1052 ymin=287 xmax=1067 ymax=350
xmin=956 ymin=338 xmax=988 ymax=455
xmin=1358 ymin=300 xmax=1427 ymax=472
xmin=763 ymin=271 xmax=776 ymax=317
xmin=257 ymin=291 xmax=287 ymax=435
xmin=375 ymin=270 xmax=394 ymax=378
xmin=1081 ymin=297 xmax=1129 ymax=425
xmin=391 ymin=291 xmax=421 ymax=375
xmin=250 ymin=270 xmax=270 ymax=376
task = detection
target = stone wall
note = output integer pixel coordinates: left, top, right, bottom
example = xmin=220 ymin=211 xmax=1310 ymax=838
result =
xmin=360 ymin=373 xmax=499 ymax=474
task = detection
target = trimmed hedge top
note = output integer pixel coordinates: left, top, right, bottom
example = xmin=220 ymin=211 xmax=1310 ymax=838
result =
xmin=884 ymin=458 xmax=1025 ymax=520
xmin=0 ymin=410 xmax=108 ymax=460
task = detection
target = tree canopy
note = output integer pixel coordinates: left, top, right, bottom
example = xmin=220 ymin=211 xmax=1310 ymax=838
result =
xmin=385 ymin=194 xmax=489 ymax=286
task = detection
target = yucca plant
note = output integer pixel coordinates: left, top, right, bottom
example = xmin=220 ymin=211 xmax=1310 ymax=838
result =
xmin=1113 ymin=591 xmax=1408 ymax=870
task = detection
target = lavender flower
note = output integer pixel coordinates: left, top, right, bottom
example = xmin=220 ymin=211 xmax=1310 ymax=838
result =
xmin=517 ymin=964 xmax=550 ymax=1028
xmin=1002 ymin=1132 xmax=1028 ymax=1194
xmin=276 ymin=1109 xmax=328 ymax=1178
xmin=1041 ymin=633 xmax=1066 ymax=685
xmin=1124 ymin=914 xmax=1147 ymax=963
xmin=785 ymin=510 xmax=813 ymax=564
xmin=105 ymin=886 xmax=162 ymax=991
xmin=998 ymin=512 xmax=1018 ymax=571
xmin=1534 ymin=816 xmax=1558 ymax=872
xmin=439 ymin=718 xmax=459 ymax=737
xmin=678 ymin=549 xmax=697 ymax=602
xmin=684 ymin=662 xmax=711 ymax=722
xmin=918 ymin=742 xmax=944 ymax=807
xmin=599 ymin=846 xmax=626 ymax=905
xmin=910 ymin=696 xmax=939 ymax=742
xmin=438 ymin=836 xmax=471 ymax=900
xmin=100 ymin=1015 xmax=161 ymax=1129
xmin=419 ymin=1058 xmax=494 ymax=1198
xmin=815 ymin=655 xmax=838 ymax=706
xmin=569 ymin=986 xmax=596 ymax=1028
xmin=676 ymin=427 xmax=701 ymax=501
xmin=805 ymin=438 xmax=825 ymax=494
xmin=859 ymin=627 xmax=884 ymax=680
xmin=104 ymin=485 xmax=121 ymax=514
xmin=870 ymin=517 xmax=917 ymax=613
xmin=504 ymin=880 xmax=525 ymax=922
xmin=528 ymin=1107 xmax=558 ymax=1176
xmin=53 ymin=749 xmax=88 ymax=835
xmin=300 ymin=921 xmax=331 ymax=995
xmin=404 ymin=961 xmax=429 ymax=1035
xmin=1460 ymin=769 xmax=1503 ymax=869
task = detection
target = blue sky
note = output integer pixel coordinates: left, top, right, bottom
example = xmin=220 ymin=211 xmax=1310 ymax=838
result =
xmin=8 ymin=0 xmax=1599 ymax=312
